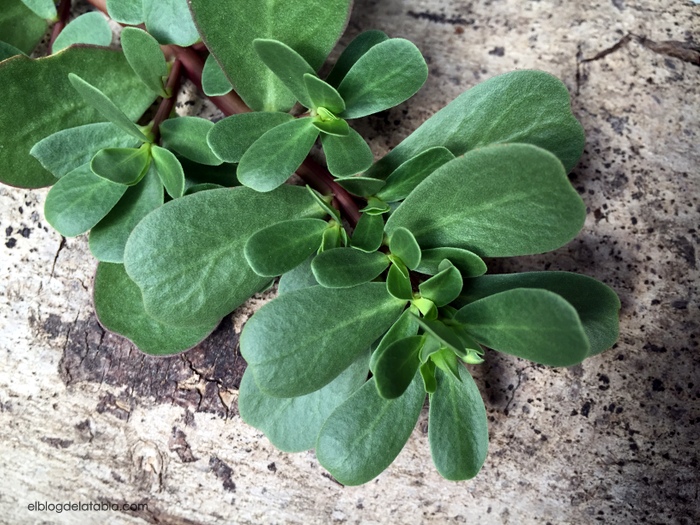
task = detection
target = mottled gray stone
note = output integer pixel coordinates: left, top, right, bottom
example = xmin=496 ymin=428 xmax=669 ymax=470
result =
xmin=0 ymin=1 xmax=698 ymax=524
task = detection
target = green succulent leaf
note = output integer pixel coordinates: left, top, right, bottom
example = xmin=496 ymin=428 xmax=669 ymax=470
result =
xmin=376 ymin=146 xmax=455 ymax=203
xmin=304 ymin=74 xmax=345 ymax=113
xmin=237 ymin=117 xmax=319 ymax=192
xmin=244 ymin=219 xmax=328 ymax=277
xmin=106 ymin=0 xmax=143 ymax=25
xmin=44 ymin=163 xmax=128 ymax=237
xmin=360 ymin=196 xmax=391 ymax=216
xmin=241 ymin=282 xmax=405 ymax=397
xmin=333 ymin=176 xmax=385 ymax=198
xmin=151 ymin=145 xmax=185 ymax=199
xmin=413 ymin=314 xmax=466 ymax=358
xmin=253 ymin=38 xmax=315 ymax=108
xmin=389 ymin=227 xmax=421 ymax=270
xmin=0 ymin=0 xmax=46 ymax=55
xmin=68 ymin=73 xmax=150 ymax=143
xmin=431 ymin=348 xmax=462 ymax=380
xmin=456 ymin=288 xmax=590 ymax=366
xmin=190 ymin=0 xmax=351 ymax=112
xmin=311 ymin=248 xmax=390 ymax=288
xmin=91 ymin=145 xmax=152 ymax=186
xmin=418 ymin=260 xmax=463 ymax=307
xmin=338 ymin=39 xmax=428 ymax=119
xmin=305 ymin=186 xmax=341 ymax=222
xmin=420 ymin=360 xmax=437 ymax=394
xmin=366 ymin=70 xmax=585 ymax=179
xmin=52 ymin=12 xmax=112 ymax=53
xmin=0 ymin=41 xmax=25 ymax=61
xmin=321 ymin=128 xmax=373 ymax=177
xmin=142 ymin=0 xmax=199 ymax=46
xmin=124 ymin=186 xmax=322 ymax=327
xmin=325 ymin=30 xmax=389 ymax=87
xmin=415 ymin=247 xmax=486 ymax=278
xmin=386 ymin=261 xmax=413 ymax=301
xmin=207 ymin=112 xmax=294 ymax=164
xmin=456 ymin=272 xmax=620 ymax=357
xmin=350 ymin=212 xmax=384 ymax=253
xmin=30 ymin=122 xmax=137 ymax=179
xmin=385 ymin=144 xmax=586 ymax=257
xmin=316 ymin=375 xmax=425 ymax=486
xmin=20 ymin=0 xmax=56 ymax=20
xmin=160 ymin=117 xmax=223 ymax=166
xmin=201 ymin=54 xmax=233 ymax=96
xmin=120 ymin=27 xmax=168 ymax=98
xmin=369 ymin=307 xmax=419 ymax=373
xmin=94 ymin=263 xmax=217 ymax=355
xmin=239 ymin=350 xmax=369 ymax=452
xmin=278 ymin=256 xmax=318 ymax=295
xmin=374 ymin=335 xmax=424 ymax=399
xmin=89 ymin=166 xmax=163 ymax=263
xmin=180 ymin=158 xmax=238 ymax=189
xmin=0 ymin=48 xmax=155 ymax=188
xmin=429 ymin=366 xmax=488 ymax=480
xmin=312 ymin=113 xmax=349 ymax=137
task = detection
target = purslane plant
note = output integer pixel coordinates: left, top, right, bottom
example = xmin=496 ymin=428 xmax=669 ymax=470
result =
xmin=0 ymin=0 xmax=620 ymax=484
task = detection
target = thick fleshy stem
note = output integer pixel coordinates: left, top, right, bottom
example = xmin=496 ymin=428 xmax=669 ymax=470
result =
xmin=84 ymin=0 xmax=362 ymax=228
xmin=48 ymin=0 xmax=73 ymax=54
xmin=150 ymin=59 xmax=182 ymax=144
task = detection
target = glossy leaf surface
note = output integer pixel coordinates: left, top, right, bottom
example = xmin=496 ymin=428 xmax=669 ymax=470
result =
xmin=244 ymin=218 xmax=328 ymax=277
xmin=190 ymin=0 xmax=352 ymax=112
xmin=312 ymin=248 xmax=390 ymax=288
xmin=94 ymin=263 xmax=217 ymax=355
xmin=238 ymin=351 xmax=368 ymax=452
xmin=44 ymin=163 xmax=127 ymax=237
xmin=429 ymin=367 xmax=488 ymax=480
xmin=456 ymin=272 xmax=620 ymax=357
xmin=238 ymin=118 xmax=319 ymax=192
xmin=366 ymin=70 xmax=585 ymax=179
xmin=316 ymin=375 xmax=425 ymax=486
xmin=456 ymin=288 xmax=590 ymax=366
xmin=124 ymin=186 xmax=322 ymax=326
xmin=0 ymin=48 xmax=155 ymax=187
xmin=241 ymin=283 xmax=405 ymax=397
xmin=385 ymin=144 xmax=586 ymax=257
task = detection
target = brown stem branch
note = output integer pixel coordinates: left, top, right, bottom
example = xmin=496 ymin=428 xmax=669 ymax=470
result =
xmin=151 ymin=60 xmax=182 ymax=144
xmin=48 ymin=0 xmax=73 ymax=54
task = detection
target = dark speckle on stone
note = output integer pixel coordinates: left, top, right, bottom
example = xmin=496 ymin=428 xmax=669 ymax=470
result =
xmin=489 ymin=47 xmax=505 ymax=57
xmin=210 ymin=456 xmax=236 ymax=492
xmin=4 ymin=226 xmax=11 ymax=236
xmin=598 ymin=374 xmax=611 ymax=391
xmin=267 ymin=462 xmax=277 ymax=473
xmin=644 ymin=343 xmax=667 ymax=353
xmin=652 ymin=378 xmax=665 ymax=392
xmin=671 ymin=236 xmax=696 ymax=268
xmin=581 ymin=401 xmax=592 ymax=417
xmin=5 ymin=238 xmax=16 ymax=248
xmin=671 ymin=300 xmax=688 ymax=309
xmin=19 ymin=227 xmax=31 ymax=238
xmin=612 ymin=0 xmax=625 ymax=10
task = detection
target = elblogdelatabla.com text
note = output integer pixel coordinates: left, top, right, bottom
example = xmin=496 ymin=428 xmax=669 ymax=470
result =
xmin=28 ymin=501 xmax=148 ymax=513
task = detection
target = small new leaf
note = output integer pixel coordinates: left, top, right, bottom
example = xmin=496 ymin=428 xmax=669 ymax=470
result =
xmin=350 ymin=212 xmax=384 ymax=253
xmin=160 ymin=117 xmax=223 ymax=166
xmin=208 ymin=112 xmax=294 ymax=164
xmin=151 ymin=145 xmax=185 ymax=199
xmin=91 ymin=145 xmax=151 ymax=186
xmin=374 ymin=335 xmax=424 ymax=399
xmin=415 ymin=247 xmax=486 ymax=277
xmin=120 ymin=27 xmax=168 ymax=97
xmin=304 ymin=74 xmax=345 ymax=113
xmin=418 ymin=260 xmax=463 ymax=307
xmin=321 ymin=128 xmax=373 ymax=178
xmin=376 ymin=146 xmax=455 ymax=202
xmin=389 ymin=227 xmax=421 ymax=270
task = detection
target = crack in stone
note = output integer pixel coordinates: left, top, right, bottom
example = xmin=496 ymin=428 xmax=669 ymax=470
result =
xmin=49 ymin=236 xmax=66 ymax=281
xmin=582 ymin=33 xmax=700 ymax=66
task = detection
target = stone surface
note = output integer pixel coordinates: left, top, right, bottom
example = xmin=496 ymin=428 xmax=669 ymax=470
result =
xmin=1 ymin=1 xmax=699 ymax=524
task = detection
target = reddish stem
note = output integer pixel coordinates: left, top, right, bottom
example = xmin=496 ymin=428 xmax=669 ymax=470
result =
xmin=151 ymin=59 xmax=182 ymax=143
xmin=48 ymin=0 xmax=72 ymax=54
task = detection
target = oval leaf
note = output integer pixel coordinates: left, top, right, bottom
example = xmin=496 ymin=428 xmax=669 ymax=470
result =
xmin=338 ymin=39 xmax=428 ymax=119
xmin=20 ymin=0 xmax=55 ymax=20
xmin=369 ymin=307 xmax=419 ymax=373
xmin=241 ymin=283 xmax=405 ymax=397
xmin=238 ymin=350 xmax=369 ymax=452
xmin=124 ymin=186 xmax=322 ymax=327
xmin=385 ymin=144 xmax=586 ymax=257
xmin=321 ymin=127 xmax=373 ymax=177
xmin=456 ymin=272 xmax=620 ymax=357
xmin=304 ymin=73 xmax=345 ymax=113
xmin=374 ymin=335 xmax=424 ymax=399
xmin=52 ymin=12 xmax=112 ymax=53
xmin=366 ymin=70 xmax=585 ymax=179
xmin=415 ymin=247 xmax=486 ymax=277
xmin=142 ymin=0 xmax=199 ymax=46
xmin=418 ymin=261 xmax=463 ymax=307
xmin=429 ymin=366 xmax=488 ymax=480
xmin=207 ymin=112 xmax=294 ymax=164
xmin=160 ymin=116 xmax=223 ymax=166
xmin=278 ymin=256 xmax=318 ymax=295
xmin=325 ymin=30 xmax=389 ymax=87
xmin=91 ymin=145 xmax=151 ymax=186
xmin=334 ymin=176 xmax=385 ymax=197
xmin=190 ymin=0 xmax=352 ymax=112
xmin=202 ymin=54 xmax=232 ymax=96
xmin=311 ymin=248 xmax=390 ymax=288
xmin=244 ymin=218 xmax=328 ymax=277
xmin=237 ymin=117 xmax=319 ymax=192
xmin=151 ymin=145 xmax=185 ymax=199
xmin=455 ymin=288 xmax=590 ymax=366
xmin=94 ymin=263 xmax=217 ymax=355
xmin=89 ymin=165 xmax=163 ymax=263
xmin=389 ymin=227 xmax=421 ymax=270
xmin=386 ymin=261 xmax=413 ymax=301
xmin=253 ymin=38 xmax=315 ymax=108
xmin=44 ymin=163 xmax=127 ymax=237
xmin=316 ymin=375 xmax=425 ymax=486
xmin=106 ymin=0 xmax=143 ymax=25
xmin=120 ymin=27 xmax=168 ymax=97
xmin=376 ymin=146 xmax=455 ymax=202
xmin=350 ymin=212 xmax=385 ymax=253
